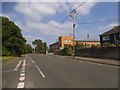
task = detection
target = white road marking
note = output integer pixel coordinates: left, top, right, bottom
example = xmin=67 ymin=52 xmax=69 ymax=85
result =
xmin=21 ymin=69 xmax=25 ymax=73
xmin=19 ymin=77 xmax=25 ymax=81
xmin=31 ymin=59 xmax=35 ymax=63
xmin=22 ymin=67 xmax=25 ymax=70
xmin=20 ymin=73 xmax=25 ymax=77
xmin=14 ymin=60 xmax=22 ymax=71
xmin=17 ymin=82 xmax=25 ymax=88
xmin=35 ymin=65 xmax=45 ymax=78
xmin=17 ymin=59 xmax=26 ymax=88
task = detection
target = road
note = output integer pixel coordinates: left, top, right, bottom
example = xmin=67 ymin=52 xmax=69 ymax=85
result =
xmin=2 ymin=54 xmax=118 ymax=88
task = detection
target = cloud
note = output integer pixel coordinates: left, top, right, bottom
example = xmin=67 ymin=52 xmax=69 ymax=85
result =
xmin=14 ymin=2 xmax=97 ymax=21
xmin=14 ymin=1 xmax=97 ymax=34
xmin=24 ymin=35 xmax=41 ymax=41
xmin=13 ymin=1 xmax=97 ymax=44
xmin=23 ymin=35 xmax=43 ymax=44
xmin=71 ymin=1 xmax=97 ymax=16
xmin=99 ymin=18 xmax=106 ymax=22
xmin=14 ymin=2 xmax=65 ymax=21
xmin=98 ymin=23 xmax=118 ymax=30
xmin=1 ymin=13 xmax=16 ymax=20
xmin=26 ymin=20 xmax=72 ymax=36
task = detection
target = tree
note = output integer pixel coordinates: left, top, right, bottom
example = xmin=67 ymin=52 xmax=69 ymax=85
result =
xmin=43 ymin=42 xmax=48 ymax=50
xmin=63 ymin=45 xmax=73 ymax=56
xmin=2 ymin=16 xmax=26 ymax=56
xmin=32 ymin=39 xmax=48 ymax=53
xmin=25 ymin=44 xmax=33 ymax=54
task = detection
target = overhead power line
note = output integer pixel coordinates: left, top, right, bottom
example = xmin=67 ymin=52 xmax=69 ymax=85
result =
xmin=74 ymin=0 xmax=88 ymax=10
xmin=42 ymin=0 xmax=87 ymax=41
xmin=77 ymin=19 xmax=119 ymax=25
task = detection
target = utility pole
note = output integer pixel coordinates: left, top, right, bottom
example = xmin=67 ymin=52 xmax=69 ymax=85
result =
xmin=70 ymin=9 xmax=76 ymax=59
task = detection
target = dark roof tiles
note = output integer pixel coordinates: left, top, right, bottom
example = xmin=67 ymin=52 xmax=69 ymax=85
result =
xmin=99 ymin=25 xmax=120 ymax=36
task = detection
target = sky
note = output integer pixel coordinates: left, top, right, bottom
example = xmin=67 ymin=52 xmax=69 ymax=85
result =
xmin=1 ymin=0 xmax=119 ymax=47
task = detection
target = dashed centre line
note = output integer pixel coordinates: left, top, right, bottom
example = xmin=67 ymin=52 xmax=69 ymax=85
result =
xmin=35 ymin=65 xmax=45 ymax=78
xmin=31 ymin=59 xmax=35 ymax=63
xmin=29 ymin=56 xmax=45 ymax=78
xmin=29 ymin=57 xmax=35 ymax=64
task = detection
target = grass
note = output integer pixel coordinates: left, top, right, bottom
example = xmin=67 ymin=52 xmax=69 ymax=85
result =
xmin=0 ymin=56 xmax=18 ymax=61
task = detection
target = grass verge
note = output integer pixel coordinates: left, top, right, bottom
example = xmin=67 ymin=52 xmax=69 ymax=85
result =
xmin=0 ymin=56 xmax=18 ymax=61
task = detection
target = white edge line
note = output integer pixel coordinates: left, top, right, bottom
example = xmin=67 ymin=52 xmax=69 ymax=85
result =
xmin=35 ymin=65 xmax=45 ymax=78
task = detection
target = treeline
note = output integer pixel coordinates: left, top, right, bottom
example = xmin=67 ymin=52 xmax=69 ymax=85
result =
xmin=2 ymin=16 xmax=48 ymax=56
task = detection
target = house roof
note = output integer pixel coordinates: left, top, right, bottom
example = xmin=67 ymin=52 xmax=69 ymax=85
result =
xmin=99 ymin=25 xmax=120 ymax=36
xmin=49 ymin=42 xmax=59 ymax=46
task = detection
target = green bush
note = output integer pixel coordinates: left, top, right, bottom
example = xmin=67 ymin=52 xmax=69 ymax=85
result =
xmin=102 ymin=42 xmax=113 ymax=47
xmin=63 ymin=45 xmax=73 ymax=56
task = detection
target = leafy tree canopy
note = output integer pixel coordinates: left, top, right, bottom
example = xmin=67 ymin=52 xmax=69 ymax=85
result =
xmin=25 ymin=44 xmax=33 ymax=54
xmin=2 ymin=16 xmax=26 ymax=56
xmin=32 ymin=39 xmax=48 ymax=53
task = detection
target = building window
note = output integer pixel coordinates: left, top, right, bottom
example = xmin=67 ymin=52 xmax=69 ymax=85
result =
xmin=64 ymin=40 xmax=71 ymax=42
xmin=68 ymin=40 xmax=71 ymax=42
xmin=64 ymin=44 xmax=68 ymax=46
xmin=102 ymin=35 xmax=109 ymax=41
xmin=86 ymin=44 xmax=91 ymax=46
xmin=64 ymin=40 xmax=67 ymax=42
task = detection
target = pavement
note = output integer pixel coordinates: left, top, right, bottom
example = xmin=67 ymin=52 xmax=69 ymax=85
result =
xmin=2 ymin=54 xmax=119 ymax=88
xmin=53 ymin=55 xmax=119 ymax=66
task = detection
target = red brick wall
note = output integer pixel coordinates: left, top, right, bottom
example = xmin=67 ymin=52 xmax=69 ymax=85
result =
xmin=59 ymin=36 xmax=73 ymax=48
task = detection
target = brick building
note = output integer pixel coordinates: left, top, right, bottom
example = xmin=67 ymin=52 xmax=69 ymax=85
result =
xmin=76 ymin=40 xmax=100 ymax=47
xmin=50 ymin=36 xmax=100 ymax=51
xmin=49 ymin=36 xmax=73 ymax=51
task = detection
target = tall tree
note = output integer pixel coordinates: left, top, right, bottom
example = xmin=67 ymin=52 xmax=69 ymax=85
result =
xmin=43 ymin=42 xmax=48 ymax=50
xmin=32 ymin=39 xmax=43 ymax=53
xmin=32 ymin=39 xmax=48 ymax=53
xmin=25 ymin=44 xmax=33 ymax=54
xmin=2 ymin=16 xmax=26 ymax=56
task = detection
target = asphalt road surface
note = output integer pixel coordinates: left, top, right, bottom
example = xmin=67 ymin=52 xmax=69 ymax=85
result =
xmin=2 ymin=54 xmax=118 ymax=88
